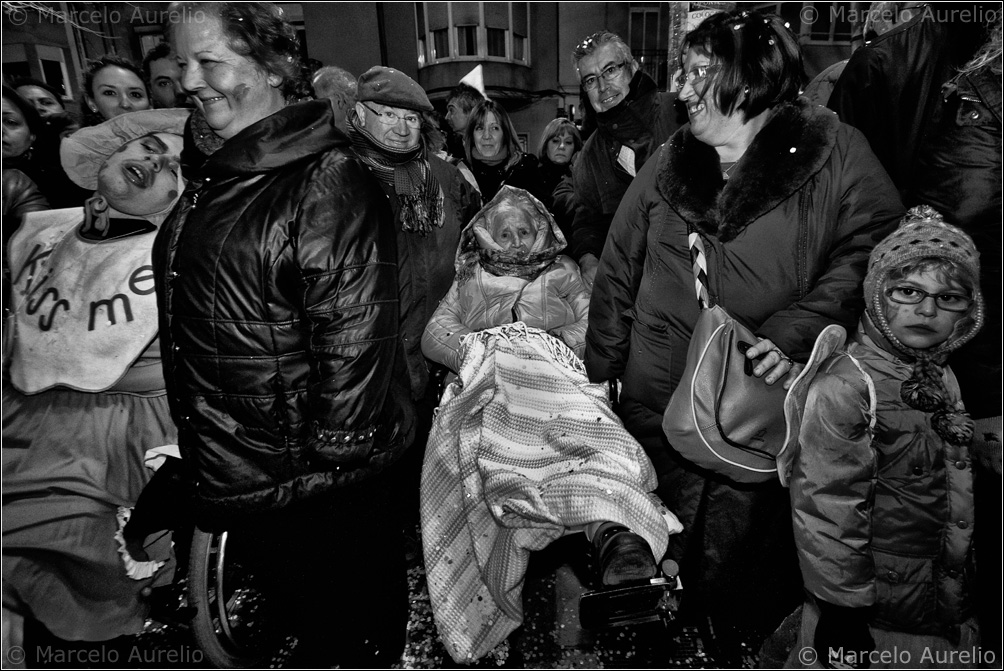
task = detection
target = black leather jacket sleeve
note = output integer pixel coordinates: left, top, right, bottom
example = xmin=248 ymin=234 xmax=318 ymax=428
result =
xmin=296 ymin=159 xmax=401 ymax=458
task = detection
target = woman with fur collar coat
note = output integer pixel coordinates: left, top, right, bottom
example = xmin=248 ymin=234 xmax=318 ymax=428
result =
xmin=584 ymin=9 xmax=904 ymax=661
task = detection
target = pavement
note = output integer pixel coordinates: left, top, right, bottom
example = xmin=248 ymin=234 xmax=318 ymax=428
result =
xmin=17 ymin=528 xmax=769 ymax=669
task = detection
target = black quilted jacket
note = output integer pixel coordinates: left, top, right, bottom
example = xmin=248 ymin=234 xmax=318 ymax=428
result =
xmin=153 ymin=100 xmax=415 ymax=519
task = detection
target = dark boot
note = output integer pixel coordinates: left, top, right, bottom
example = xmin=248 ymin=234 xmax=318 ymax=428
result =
xmin=592 ymin=523 xmax=656 ymax=587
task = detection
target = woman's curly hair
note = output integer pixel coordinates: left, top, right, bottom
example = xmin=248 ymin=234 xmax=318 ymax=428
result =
xmin=168 ymin=2 xmax=312 ymax=102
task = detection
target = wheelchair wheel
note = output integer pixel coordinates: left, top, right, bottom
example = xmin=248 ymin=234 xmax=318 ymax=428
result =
xmin=188 ymin=527 xmax=288 ymax=668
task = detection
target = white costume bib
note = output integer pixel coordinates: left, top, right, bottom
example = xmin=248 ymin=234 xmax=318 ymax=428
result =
xmin=8 ymin=208 xmax=160 ymax=393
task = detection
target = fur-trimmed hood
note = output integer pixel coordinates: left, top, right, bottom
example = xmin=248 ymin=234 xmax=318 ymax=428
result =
xmin=657 ymin=97 xmax=840 ymax=242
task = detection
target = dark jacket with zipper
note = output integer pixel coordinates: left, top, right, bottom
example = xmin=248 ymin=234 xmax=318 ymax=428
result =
xmin=908 ymin=64 xmax=1002 ymax=418
xmin=470 ymin=151 xmax=545 ymax=203
xmin=153 ymin=100 xmax=414 ymax=519
xmin=826 ymin=3 xmax=984 ymax=198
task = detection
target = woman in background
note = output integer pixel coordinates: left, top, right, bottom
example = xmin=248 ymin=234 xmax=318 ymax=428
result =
xmin=536 ymin=117 xmax=582 ymax=235
xmin=464 ymin=99 xmax=544 ymax=202
xmin=81 ymin=55 xmax=151 ymax=126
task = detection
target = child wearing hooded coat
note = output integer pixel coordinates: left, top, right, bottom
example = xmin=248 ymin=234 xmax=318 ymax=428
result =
xmin=785 ymin=206 xmax=985 ymax=669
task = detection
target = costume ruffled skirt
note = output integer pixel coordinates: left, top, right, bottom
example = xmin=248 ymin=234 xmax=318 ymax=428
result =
xmin=2 ymin=384 xmax=176 ymax=641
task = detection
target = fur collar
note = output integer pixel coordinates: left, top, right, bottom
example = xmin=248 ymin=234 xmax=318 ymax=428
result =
xmin=657 ymin=98 xmax=839 ymax=242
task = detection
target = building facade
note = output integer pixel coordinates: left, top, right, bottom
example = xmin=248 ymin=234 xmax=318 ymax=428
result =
xmin=2 ymin=2 xmax=855 ymax=155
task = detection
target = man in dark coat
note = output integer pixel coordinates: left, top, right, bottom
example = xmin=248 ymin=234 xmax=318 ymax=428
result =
xmin=569 ymin=30 xmax=680 ymax=289
xmin=907 ymin=31 xmax=1003 ymax=660
xmin=347 ymin=66 xmax=482 ymax=517
xmin=827 ymin=2 xmax=986 ymax=198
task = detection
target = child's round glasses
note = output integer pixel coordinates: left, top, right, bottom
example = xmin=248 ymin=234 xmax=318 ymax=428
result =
xmin=885 ymin=286 xmax=973 ymax=312
xmin=581 ymin=62 xmax=630 ymax=91
xmin=674 ymin=64 xmax=722 ymax=90
xmin=361 ymin=102 xmax=421 ymax=129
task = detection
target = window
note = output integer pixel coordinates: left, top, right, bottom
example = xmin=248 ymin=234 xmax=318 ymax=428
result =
xmin=277 ymin=4 xmax=309 ymax=61
xmin=755 ymin=2 xmax=854 ymax=44
xmin=487 ymin=27 xmax=506 ymax=57
xmin=416 ymin=2 xmax=530 ymax=66
xmin=432 ymin=28 xmax=450 ymax=60
xmin=36 ymin=45 xmax=71 ymax=99
xmin=629 ymin=5 xmax=668 ymax=89
xmin=3 ymin=43 xmax=30 ymax=81
xmin=512 ymin=33 xmax=525 ymax=61
xmin=457 ymin=25 xmax=478 ymax=56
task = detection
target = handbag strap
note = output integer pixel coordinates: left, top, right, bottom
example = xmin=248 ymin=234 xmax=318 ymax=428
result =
xmin=687 ymin=230 xmax=712 ymax=309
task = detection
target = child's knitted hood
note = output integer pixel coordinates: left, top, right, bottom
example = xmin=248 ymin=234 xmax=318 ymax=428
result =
xmin=864 ymin=205 xmax=984 ymax=363
xmin=862 ymin=205 xmax=985 ymax=447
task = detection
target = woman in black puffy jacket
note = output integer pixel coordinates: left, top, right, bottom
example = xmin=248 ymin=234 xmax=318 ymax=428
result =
xmin=153 ymin=4 xmax=414 ymax=667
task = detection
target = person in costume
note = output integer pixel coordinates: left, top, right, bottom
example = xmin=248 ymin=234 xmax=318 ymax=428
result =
xmin=3 ymin=109 xmax=187 ymax=661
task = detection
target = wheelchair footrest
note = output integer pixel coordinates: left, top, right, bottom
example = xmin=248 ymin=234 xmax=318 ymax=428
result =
xmin=579 ymin=577 xmax=679 ymax=630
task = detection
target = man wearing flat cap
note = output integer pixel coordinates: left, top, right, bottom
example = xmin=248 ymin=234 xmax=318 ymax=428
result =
xmin=349 ymin=66 xmax=480 ymax=443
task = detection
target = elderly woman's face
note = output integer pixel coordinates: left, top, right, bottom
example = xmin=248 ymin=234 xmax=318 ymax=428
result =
xmin=17 ymin=85 xmax=65 ymax=118
xmin=90 ymin=66 xmax=150 ymax=121
xmin=172 ymin=15 xmax=286 ymax=140
xmin=97 ymin=132 xmax=184 ymax=215
xmin=546 ymin=130 xmax=576 ymax=165
xmin=474 ymin=111 xmax=504 ymax=159
xmin=2 ymin=97 xmax=34 ymax=159
xmin=679 ymin=48 xmax=742 ymax=149
xmin=491 ymin=211 xmax=537 ymax=252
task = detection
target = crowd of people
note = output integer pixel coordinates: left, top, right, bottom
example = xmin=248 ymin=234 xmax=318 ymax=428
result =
xmin=2 ymin=2 xmax=1000 ymax=669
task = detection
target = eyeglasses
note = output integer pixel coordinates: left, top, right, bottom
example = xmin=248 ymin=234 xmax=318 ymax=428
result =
xmin=581 ymin=62 xmax=630 ymax=91
xmin=674 ymin=64 xmax=722 ymax=91
xmin=361 ymin=102 xmax=421 ymax=129
xmin=885 ymin=286 xmax=973 ymax=312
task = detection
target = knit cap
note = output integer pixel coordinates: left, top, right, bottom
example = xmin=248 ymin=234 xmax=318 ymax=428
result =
xmin=863 ymin=205 xmax=985 ymax=447
xmin=864 ymin=204 xmax=982 ymax=312
xmin=357 ymin=67 xmax=434 ymax=113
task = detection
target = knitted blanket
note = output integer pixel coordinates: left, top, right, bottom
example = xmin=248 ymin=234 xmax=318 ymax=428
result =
xmin=421 ymin=324 xmax=678 ymax=663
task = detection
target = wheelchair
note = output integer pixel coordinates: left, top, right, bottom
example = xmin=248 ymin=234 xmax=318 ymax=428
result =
xmin=143 ymin=524 xmax=290 ymax=668
xmin=578 ymin=557 xmax=682 ymax=630
xmin=185 ymin=527 xmax=288 ymax=668
xmin=577 ymin=380 xmax=683 ymax=631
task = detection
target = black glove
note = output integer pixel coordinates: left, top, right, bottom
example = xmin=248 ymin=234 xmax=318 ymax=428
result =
xmin=814 ymin=600 xmax=875 ymax=669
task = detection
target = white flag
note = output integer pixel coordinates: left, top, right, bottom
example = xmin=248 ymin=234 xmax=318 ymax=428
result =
xmin=459 ymin=64 xmax=488 ymax=98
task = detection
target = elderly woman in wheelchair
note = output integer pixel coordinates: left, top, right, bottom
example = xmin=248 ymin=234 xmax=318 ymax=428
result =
xmin=420 ymin=187 xmax=682 ymax=663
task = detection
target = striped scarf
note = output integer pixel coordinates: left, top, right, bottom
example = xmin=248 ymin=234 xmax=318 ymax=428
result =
xmin=347 ymin=118 xmax=444 ymax=236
